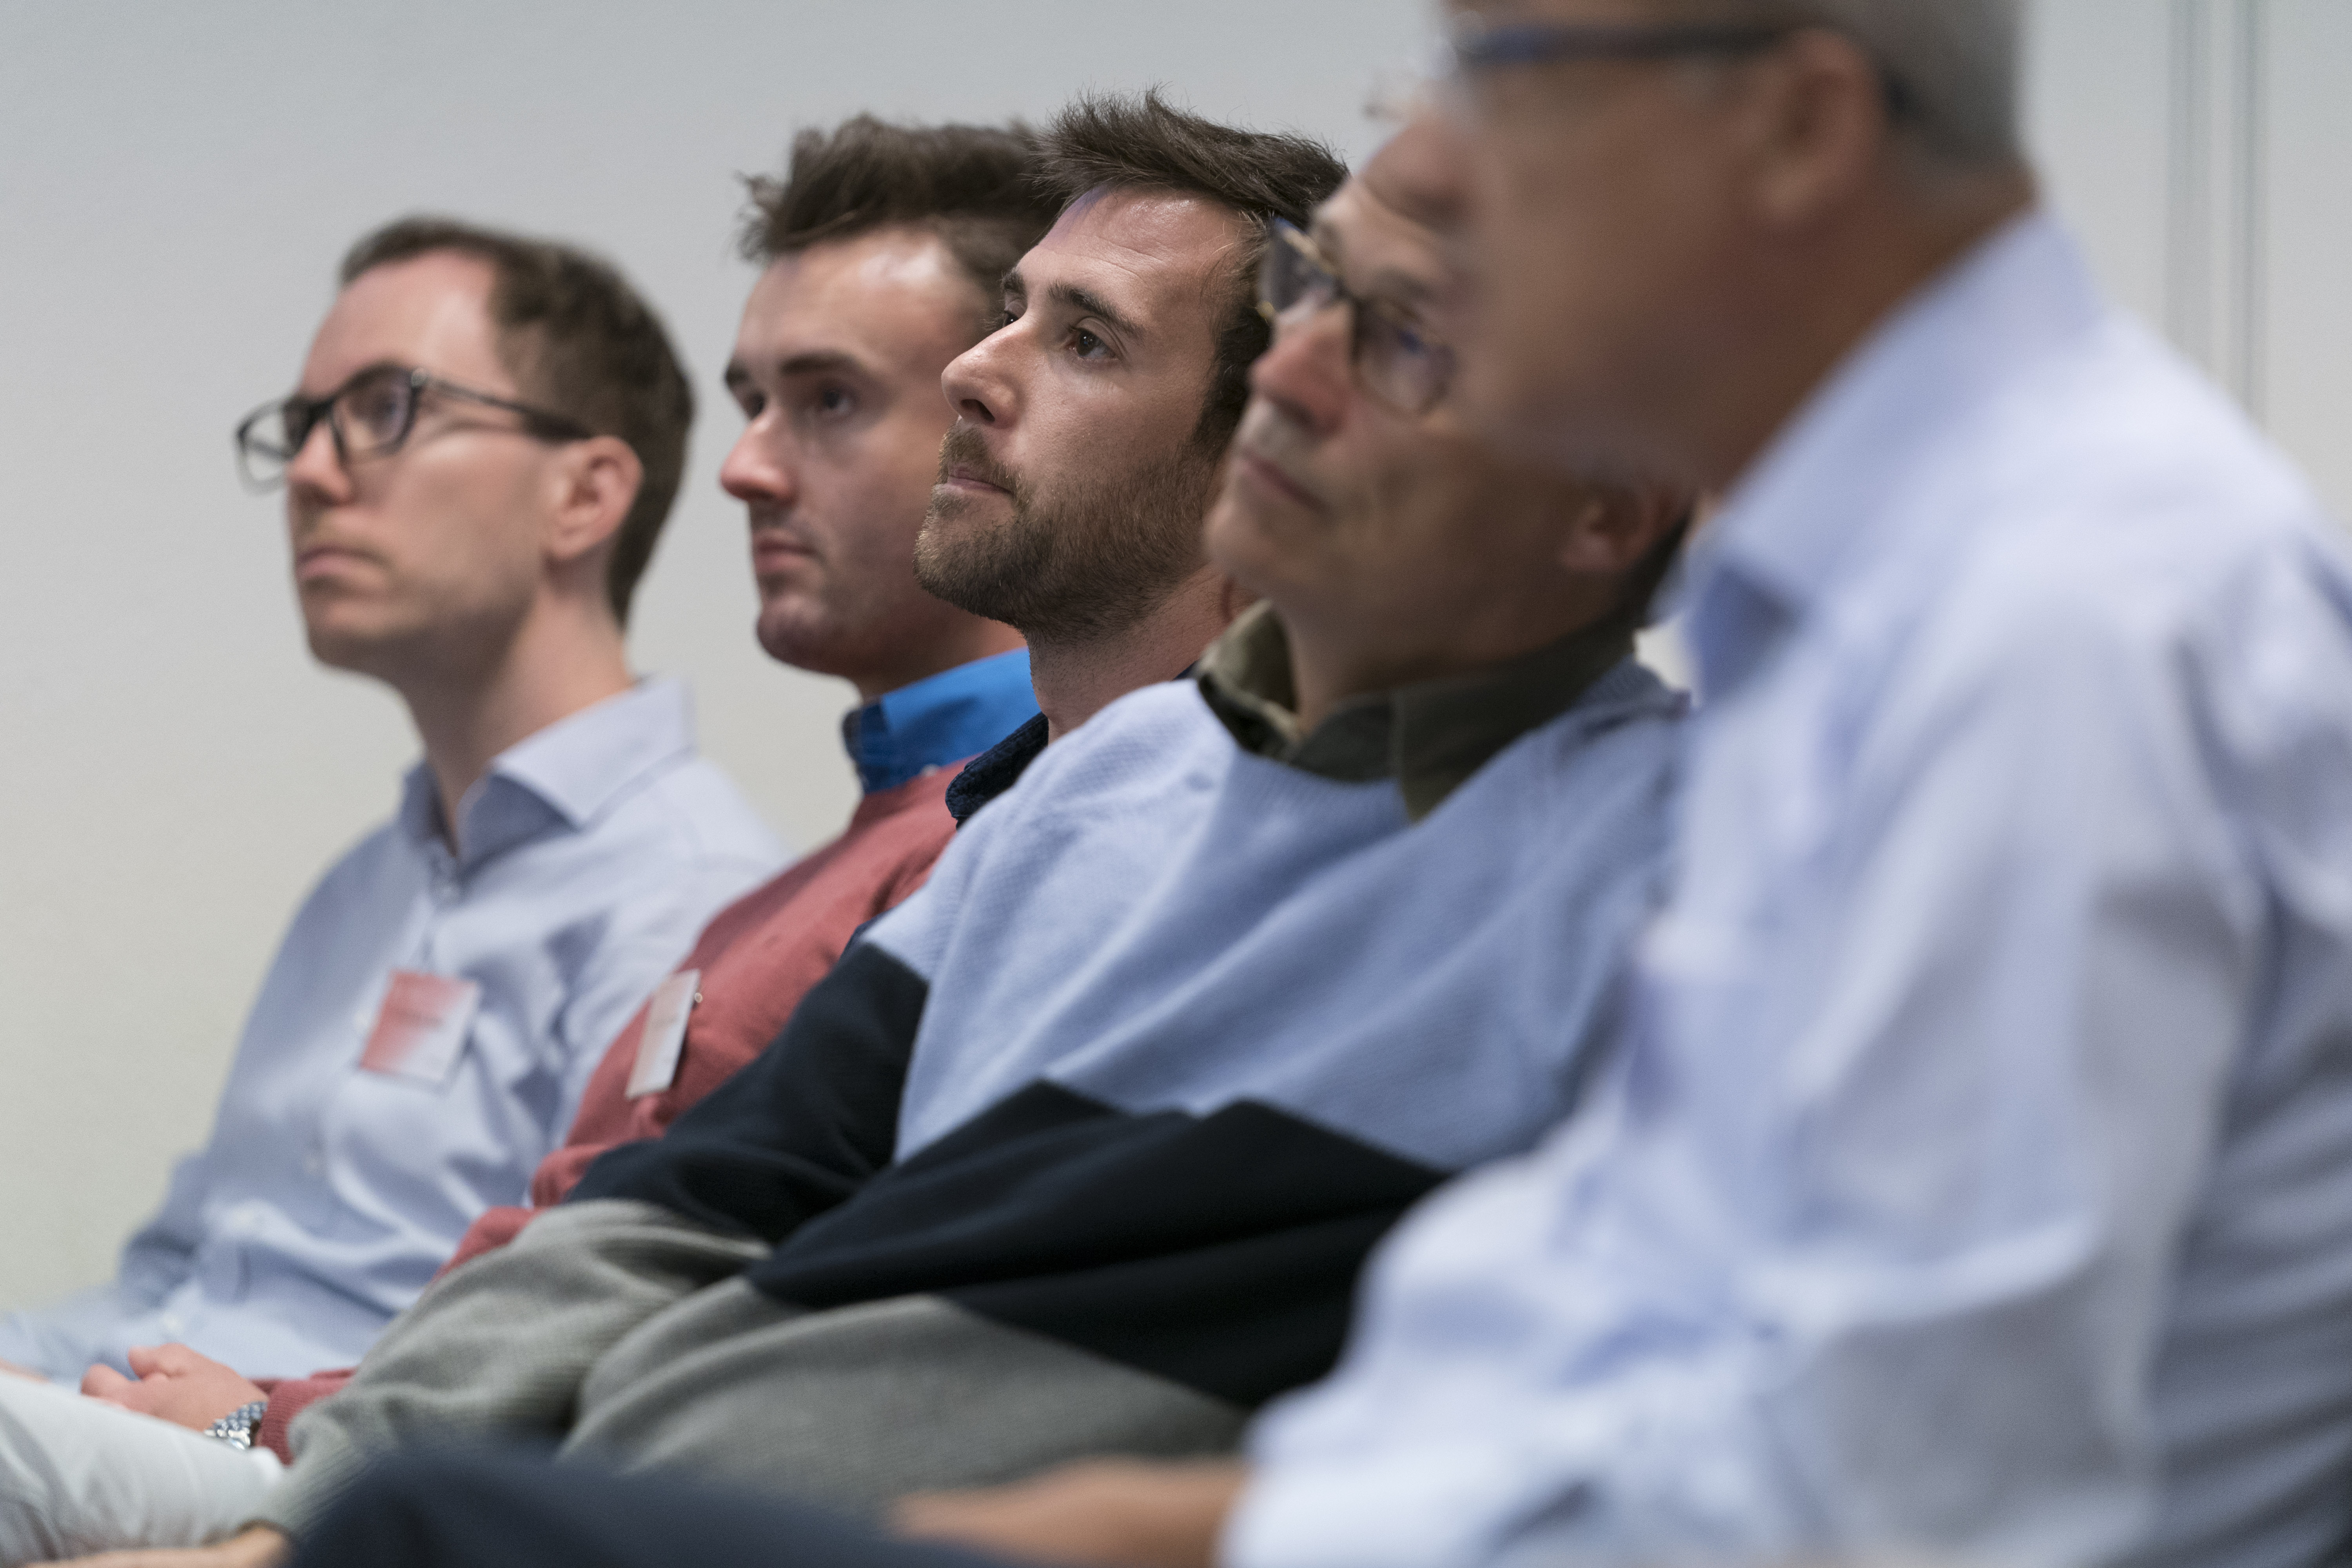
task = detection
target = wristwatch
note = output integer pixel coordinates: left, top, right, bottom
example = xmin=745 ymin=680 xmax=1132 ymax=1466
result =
xmin=205 ymin=1399 xmax=270 ymax=1452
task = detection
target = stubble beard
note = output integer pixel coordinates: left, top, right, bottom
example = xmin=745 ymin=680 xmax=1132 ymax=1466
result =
xmin=916 ymin=423 xmax=1220 ymax=647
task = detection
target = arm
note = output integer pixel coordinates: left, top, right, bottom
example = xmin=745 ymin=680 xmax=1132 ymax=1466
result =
xmin=897 ymin=1460 xmax=1247 ymax=1568
xmin=254 ymin=1198 xmax=764 ymax=1540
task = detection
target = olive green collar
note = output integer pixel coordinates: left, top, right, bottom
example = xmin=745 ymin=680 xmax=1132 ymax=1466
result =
xmin=1197 ymin=601 xmax=1633 ymax=821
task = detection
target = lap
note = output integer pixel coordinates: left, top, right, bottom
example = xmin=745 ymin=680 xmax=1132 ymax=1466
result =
xmin=0 ymin=1373 xmax=280 ymax=1563
xmin=295 ymin=1450 xmax=1018 ymax=1568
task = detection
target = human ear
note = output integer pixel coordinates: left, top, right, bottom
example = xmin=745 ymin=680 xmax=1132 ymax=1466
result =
xmin=1735 ymin=28 xmax=1893 ymax=231
xmin=1553 ymin=484 xmax=1688 ymax=578
xmin=543 ymin=435 xmax=642 ymax=567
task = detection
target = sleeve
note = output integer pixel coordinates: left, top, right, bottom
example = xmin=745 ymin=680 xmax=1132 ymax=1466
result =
xmin=256 ymin=1199 xmax=767 ymax=1539
xmin=1230 ymin=579 xmax=2294 ymax=1568
xmin=259 ymin=1370 xmax=353 ymax=1464
xmin=564 ymin=938 xmax=931 ymax=1243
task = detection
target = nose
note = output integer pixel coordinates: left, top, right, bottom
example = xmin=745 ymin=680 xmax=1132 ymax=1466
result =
xmin=1248 ymin=303 xmax=1353 ymax=440
xmin=941 ymin=326 xmax=1018 ymax=428
xmin=719 ymin=415 xmax=797 ymax=509
xmin=282 ymin=412 xmax=353 ymax=511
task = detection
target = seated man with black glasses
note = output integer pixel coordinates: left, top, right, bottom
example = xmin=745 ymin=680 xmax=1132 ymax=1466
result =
xmin=0 ymin=219 xmax=782 ymax=1391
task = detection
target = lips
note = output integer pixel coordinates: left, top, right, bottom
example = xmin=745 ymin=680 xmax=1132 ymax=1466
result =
xmin=1232 ymin=446 xmax=1327 ymax=514
xmin=935 ymin=425 xmax=1017 ymax=497
xmin=750 ymin=532 xmax=817 ymax=569
xmin=293 ymin=541 xmax=380 ymax=581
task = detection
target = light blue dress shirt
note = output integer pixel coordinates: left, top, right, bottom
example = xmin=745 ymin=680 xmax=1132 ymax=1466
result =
xmin=840 ymin=648 xmax=1036 ymax=795
xmin=1230 ymin=214 xmax=2352 ymax=1568
xmin=0 ymin=679 xmax=781 ymax=1381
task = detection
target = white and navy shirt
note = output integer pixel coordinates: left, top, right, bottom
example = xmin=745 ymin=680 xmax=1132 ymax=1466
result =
xmin=570 ymin=624 xmax=1682 ymax=1413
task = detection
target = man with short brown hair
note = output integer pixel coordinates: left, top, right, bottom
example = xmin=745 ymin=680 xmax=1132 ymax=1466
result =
xmin=0 ymin=218 xmax=782 ymax=1398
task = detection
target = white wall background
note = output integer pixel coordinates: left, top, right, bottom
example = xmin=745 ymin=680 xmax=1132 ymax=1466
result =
xmin=0 ymin=2 xmax=2345 ymax=1308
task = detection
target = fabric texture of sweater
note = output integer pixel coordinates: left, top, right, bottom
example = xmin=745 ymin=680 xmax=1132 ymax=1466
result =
xmin=263 ymin=658 xmax=1682 ymax=1532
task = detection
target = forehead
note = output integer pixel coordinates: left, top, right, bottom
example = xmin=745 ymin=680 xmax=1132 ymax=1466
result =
xmin=735 ymin=227 xmax=979 ymax=371
xmin=1315 ymin=174 xmax=1448 ymax=304
xmin=302 ymin=251 xmax=505 ymax=394
xmin=1018 ymin=186 xmax=1249 ymax=323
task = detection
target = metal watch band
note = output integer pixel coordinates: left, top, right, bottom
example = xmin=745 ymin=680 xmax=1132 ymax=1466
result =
xmin=203 ymin=1399 xmax=270 ymax=1452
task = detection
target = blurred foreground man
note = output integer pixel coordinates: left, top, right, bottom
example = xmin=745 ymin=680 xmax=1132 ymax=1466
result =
xmin=917 ymin=3 xmax=2352 ymax=1566
xmin=0 ymin=220 xmax=780 ymax=1388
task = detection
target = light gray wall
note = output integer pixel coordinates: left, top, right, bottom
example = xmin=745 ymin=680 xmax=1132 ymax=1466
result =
xmin=0 ymin=2 xmax=2345 ymax=1312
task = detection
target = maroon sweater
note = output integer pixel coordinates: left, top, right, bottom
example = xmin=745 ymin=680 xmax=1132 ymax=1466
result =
xmin=255 ymin=769 xmax=960 ymax=1459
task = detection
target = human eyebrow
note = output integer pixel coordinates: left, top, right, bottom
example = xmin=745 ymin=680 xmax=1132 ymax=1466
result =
xmin=1046 ymin=282 xmax=1140 ymax=341
xmin=774 ymin=351 xmax=866 ymax=380
xmin=1309 ymin=218 xmax=1438 ymax=314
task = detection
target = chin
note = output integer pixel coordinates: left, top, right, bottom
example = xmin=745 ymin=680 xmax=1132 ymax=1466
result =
xmin=754 ymin=610 xmax=842 ymax=675
xmin=303 ymin=622 xmax=390 ymax=677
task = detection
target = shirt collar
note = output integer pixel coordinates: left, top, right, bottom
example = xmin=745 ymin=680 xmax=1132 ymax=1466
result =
xmin=945 ymin=712 xmax=1051 ymax=826
xmin=397 ymin=678 xmax=697 ymax=869
xmin=1681 ymin=209 xmax=2105 ymax=700
xmin=841 ymin=648 xmax=1039 ymax=796
xmin=1197 ymin=600 xmax=1635 ymax=821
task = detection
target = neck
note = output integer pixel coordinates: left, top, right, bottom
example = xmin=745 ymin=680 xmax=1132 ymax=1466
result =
xmin=851 ymin=618 xmax=1028 ymax=706
xmin=1026 ymin=566 xmax=1234 ymax=740
xmin=394 ymin=597 xmax=633 ymax=853
xmin=1692 ymin=171 xmax=2036 ymax=488
xmin=1286 ymin=586 xmax=1624 ymax=735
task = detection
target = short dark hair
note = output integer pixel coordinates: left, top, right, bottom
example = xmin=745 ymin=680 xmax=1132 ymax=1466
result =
xmin=1035 ymin=90 xmax=1348 ymax=447
xmin=739 ymin=117 xmax=1058 ymax=327
xmin=339 ymin=218 xmax=692 ymax=628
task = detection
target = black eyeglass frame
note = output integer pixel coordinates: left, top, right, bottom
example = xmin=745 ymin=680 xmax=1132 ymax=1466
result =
xmin=1445 ymin=17 xmax=1915 ymax=121
xmin=233 ymin=363 xmax=595 ymax=492
xmin=1255 ymin=218 xmax=1459 ymax=417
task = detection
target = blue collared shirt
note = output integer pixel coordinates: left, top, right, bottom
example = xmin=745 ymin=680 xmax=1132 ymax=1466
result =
xmin=1232 ymin=214 xmax=2352 ymax=1568
xmin=0 ymin=680 xmax=782 ymax=1381
xmin=841 ymin=649 xmax=1036 ymax=795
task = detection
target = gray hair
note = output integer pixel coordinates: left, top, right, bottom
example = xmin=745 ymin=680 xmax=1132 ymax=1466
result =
xmin=1723 ymin=0 xmax=2023 ymax=167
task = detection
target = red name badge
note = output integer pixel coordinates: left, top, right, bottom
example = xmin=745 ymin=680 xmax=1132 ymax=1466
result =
xmin=360 ymin=969 xmax=483 ymax=1086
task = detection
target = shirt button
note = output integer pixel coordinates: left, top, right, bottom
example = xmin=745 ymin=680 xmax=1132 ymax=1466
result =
xmin=158 ymin=1312 xmax=184 ymax=1336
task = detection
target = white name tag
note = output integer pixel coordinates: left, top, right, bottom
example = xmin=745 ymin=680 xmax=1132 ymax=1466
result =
xmin=359 ymin=969 xmax=482 ymax=1087
xmin=626 ymin=969 xmax=701 ymax=1099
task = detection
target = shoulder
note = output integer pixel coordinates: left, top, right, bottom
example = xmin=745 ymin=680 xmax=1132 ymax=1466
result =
xmin=288 ymin=816 xmax=414 ymax=916
xmin=595 ymin=752 xmax=787 ymax=874
xmin=971 ymin=682 xmax=1230 ymax=829
xmin=858 ymin=685 xmax=1230 ymax=973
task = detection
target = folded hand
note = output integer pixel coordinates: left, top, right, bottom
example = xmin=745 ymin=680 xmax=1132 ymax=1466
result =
xmin=80 ymin=1345 xmax=268 ymax=1434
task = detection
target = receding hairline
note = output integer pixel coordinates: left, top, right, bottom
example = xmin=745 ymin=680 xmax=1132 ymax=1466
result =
xmin=1005 ymin=184 xmax=1260 ymax=345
